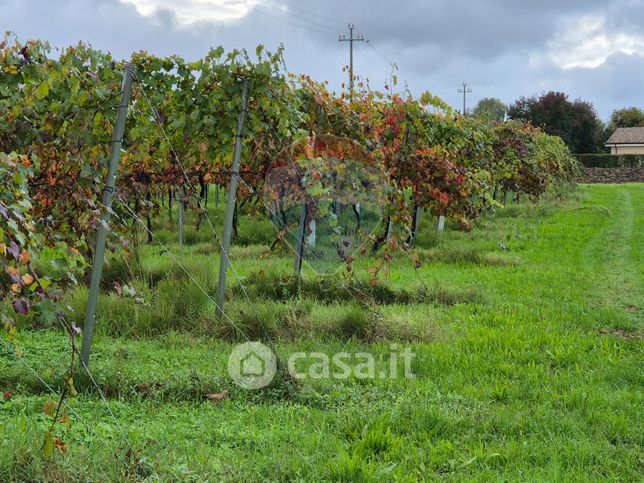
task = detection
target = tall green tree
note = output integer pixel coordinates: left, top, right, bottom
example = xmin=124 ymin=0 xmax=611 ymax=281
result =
xmin=607 ymin=107 xmax=644 ymax=129
xmin=508 ymin=91 xmax=604 ymax=153
xmin=603 ymin=107 xmax=644 ymax=144
xmin=602 ymin=107 xmax=644 ymax=142
xmin=472 ymin=97 xmax=507 ymax=123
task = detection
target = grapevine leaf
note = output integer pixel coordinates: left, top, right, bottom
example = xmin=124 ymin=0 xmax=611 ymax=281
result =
xmin=42 ymin=431 xmax=55 ymax=457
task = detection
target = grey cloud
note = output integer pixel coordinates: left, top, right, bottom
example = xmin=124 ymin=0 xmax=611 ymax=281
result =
xmin=1 ymin=0 xmax=642 ymax=119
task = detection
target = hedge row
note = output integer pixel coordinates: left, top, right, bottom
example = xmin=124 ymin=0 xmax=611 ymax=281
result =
xmin=574 ymin=154 xmax=644 ymax=168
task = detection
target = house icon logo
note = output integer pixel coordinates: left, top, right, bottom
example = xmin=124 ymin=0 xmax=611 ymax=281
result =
xmin=228 ymin=342 xmax=277 ymax=390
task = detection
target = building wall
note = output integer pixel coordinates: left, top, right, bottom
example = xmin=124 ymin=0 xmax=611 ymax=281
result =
xmin=611 ymin=145 xmax=644 ymax=155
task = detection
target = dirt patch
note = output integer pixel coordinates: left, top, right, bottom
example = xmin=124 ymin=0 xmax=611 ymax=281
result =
xmin=597 ymin=328 xmax=642 ymax=340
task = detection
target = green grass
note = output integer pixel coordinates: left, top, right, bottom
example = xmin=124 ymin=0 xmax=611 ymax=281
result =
xmin=1 ymin=183 xmax=642 ymax=481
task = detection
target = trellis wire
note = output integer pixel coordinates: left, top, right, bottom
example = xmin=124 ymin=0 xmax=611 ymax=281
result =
xmin=249 ymin=102 xmax=401 ymax=303
xmin=113 ymin=193 xmax=252 ymax=342
xmin=0 ymin=336 xmax=130 ymax=467
xmin=58 ymin=317 xmax=136 ymax=456
xmin=132 ymin=78 xmax=254 ymax=306
xmin=129 ymin=78 xmax=293 ymax=365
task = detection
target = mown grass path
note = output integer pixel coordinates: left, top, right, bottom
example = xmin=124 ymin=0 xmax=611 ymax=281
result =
xmin=581 ymin=185 xmax=642 ymax=320
xmin=1 ymin=184 xmax=642 ymax=481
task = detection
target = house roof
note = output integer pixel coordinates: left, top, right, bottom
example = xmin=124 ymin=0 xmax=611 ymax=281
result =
xmin=605 ymin=127 xmax=644 ymax=145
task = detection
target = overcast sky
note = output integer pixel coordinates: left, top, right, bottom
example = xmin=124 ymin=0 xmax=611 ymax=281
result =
xmin=3 ymin=0 xmax=644 ymax=120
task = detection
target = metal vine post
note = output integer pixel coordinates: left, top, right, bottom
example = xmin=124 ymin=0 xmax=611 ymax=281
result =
xmin=215 ymin=78 xmax=250 ymax=319
xmin=80 ymin=64 xmax=135 ymax=367
xmin=294 ymin=203 xmax=308 ymax=275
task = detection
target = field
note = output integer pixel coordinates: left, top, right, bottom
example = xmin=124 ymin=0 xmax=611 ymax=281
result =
xmin=1 ymin=183 xmax=642 ymax=481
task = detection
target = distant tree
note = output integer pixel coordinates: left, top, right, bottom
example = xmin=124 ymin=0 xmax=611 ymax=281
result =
xmin=507 ymin=91 xmax=604 ymax=153
xmin=601 ymin=107 xmax=644 ymax=144
xmin=607 ymin=107 xmax=644 ymax=129
xmin=472 ymin=98 xmax=507 ymax=123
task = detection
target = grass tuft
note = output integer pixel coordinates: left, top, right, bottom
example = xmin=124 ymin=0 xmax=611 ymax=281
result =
xmin=335 ymin=304 xmax=375 ymax=341
xmin=240 ymin=270 xmax=482 ymax=306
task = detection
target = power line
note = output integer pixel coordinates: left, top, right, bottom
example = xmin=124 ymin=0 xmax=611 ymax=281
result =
xmin=268 ymin=2 xmax=396 ymax=72
xmin=270 ymin=5 xmax=344 ymax=34
xmin=284 ymin=2 xmax=347 ymax=25
xmin=253 ymin=6 xmax=410 ymax=97
xmin=366 ymin=40 xmax=394 ymax=67
xmin=354 ymin=43 xmax=379 ymax=68
xmin=272 ymin=0 xmax=348 ymax=26
xmin=363 ymin=41 xmax=414 ymax=96
xmin=252 ymin=7 xmax=339 ymax=36
xmin=361 ymin=41 xmax=397 ymax=78
xmin=354 ymin=44 xmax=392 ymax=88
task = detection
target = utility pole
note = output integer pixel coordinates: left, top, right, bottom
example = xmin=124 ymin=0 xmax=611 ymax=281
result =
xmin=338 ymin=24 xmax=365 ymax=100
xmin=458 ymin=82 xmax=472 ymax=116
